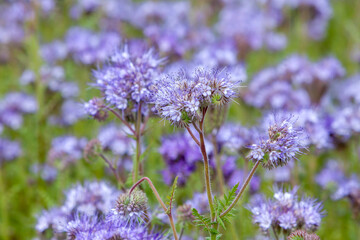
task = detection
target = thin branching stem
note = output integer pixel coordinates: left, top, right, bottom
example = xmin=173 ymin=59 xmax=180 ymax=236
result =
xmin=133 ymin=102 xmax=142 ymax=183
xmin=140 ymin=113 xmax=150 ymax=135
xmin=129 ymin=177 xmax=179 ymax=240
xmin=195 ymin=107 xmax=215 ymax=222
xmin=220 ymin=160 xmax=260 ymax=218
xmin=98 ymin=153 xmax=125 ymax=191
xmin=107 ymin=107 xmax=136 ymax=135
xmin=186 ymin=127 xmax=200 ymax=146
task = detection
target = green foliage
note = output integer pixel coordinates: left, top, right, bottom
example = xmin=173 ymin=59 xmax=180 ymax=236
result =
xmin=192 ymin=208 xmax=219 ymax=235
xmin=166 ymin=176 xmax=178 ymax=215
xmin=214 ymin=183 xmax=240 ymax=230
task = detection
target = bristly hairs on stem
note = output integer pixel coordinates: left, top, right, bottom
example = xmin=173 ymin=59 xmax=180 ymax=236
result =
xmin=129 ymin=177 xmax=179 ymax=240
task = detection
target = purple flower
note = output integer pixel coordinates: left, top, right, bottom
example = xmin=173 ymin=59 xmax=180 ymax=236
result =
xmin=0 ymin=138 xmax=21 ymax=164
xmin=245 ymin=55 xmax=344 ymax=110
xmin=248 ymin=187 xmax=324 ymax=234
xmin=47 ymin=135 xmax=87 ymax=168
xmin=249 ymin=115 xmax=307 ymax=170
xmin=331 ymin=105 xmax=360 ymax=141
xmin=216 ymin=0 xmax=286 ymax=53
xmin=217 ymin=123 xmax=257 ymax=153
xmin=132 ymin=1 xmax=209 ymax=57
xmin=153 ymin=67 xmax=240 ymax=127
xmin=97 ymin=123 xmax=135 ymax=171
xmin=186 ymin=192 xmax=209 ymax=215
xmin=278 ymin=212 xmax=297 ymax=230
xmin=160 ymin=132 xmax=204 ymax=185
xmin=0 ymin=92 xmax=37 ymax=130
xmin=0 ymin=2 xmax=32 ymax=45
xmin=89 ymin=41 xmax=163 ymax=113
xmin=40 ymin=40 xmax=68 ymax=63
xmin=31 ymin=163 xmax=58 ymax=182
xmin=294 ymin=198 xmax=323 ymax=231
xmin=20 ymin=65 xmax=79 ymax=99
xmin=65 ymin=27 xmax=120 ymax=64
xmin=315 ymin=160 xmax=345 ymax=189
xmin=35 ymin=180 xmax=120 ymax=236
xmin=222 ymin=156 xmax=260 ymax=193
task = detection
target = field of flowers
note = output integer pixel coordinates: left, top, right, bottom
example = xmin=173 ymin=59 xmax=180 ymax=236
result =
xmin=1 ymin=0 xmax=360 ymax=239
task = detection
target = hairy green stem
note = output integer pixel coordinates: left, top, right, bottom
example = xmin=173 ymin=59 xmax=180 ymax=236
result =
xmin=220 ymin=160 xmax=260 ymax=218
xmin=99 ymin=153 xmax=125 ymax=190
xmin=130 ymin=177 xmax=179 ymax=240
xmin=194 ymin=107 xmax=215 ymax=223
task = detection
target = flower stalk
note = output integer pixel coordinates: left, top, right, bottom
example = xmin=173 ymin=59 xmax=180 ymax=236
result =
xmin=130 ymin=177 xmax=179 ymax=240
xmin=220 ymin=160 xmax=260 ymax=218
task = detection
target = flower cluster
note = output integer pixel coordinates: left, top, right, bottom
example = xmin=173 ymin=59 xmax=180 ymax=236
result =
xmin=47 ymin=135 xmax=87 ymax=168
xmin=20 ymin=65 xmax=79 ymax=98
xmin=63 ymin=213 xmax=163 ymax=240
xmin=65 ymin=27 xmax=121 ymax=65
xmin=88 ymin=41 xmax=163 ymax=114
xmin=20 ymin=65 xmax=86 ymax=126
xmin=159 ymin=131 xmax=205 ymax=185
xmin=249 ymin=115 xmax=307 ymax=170
xmin=35 ymin=181 xmax=120 ymax=236
xmin=316 ymin=160 xmax=360 ymax=216
xmin=110 ymin=189 xmax=148 ymax=221
xmin=153 ymin=67 xmax=240 ymax=127
xmin=0 ymin=2 xmax=32 ymax=45
xmin=132 ymin=1 xmax=210 ymax=57
xmin=216 ymin=0 xmax=287 ymax=53
xmin=0 ymin=92 xmax=37 ymax=130
xmin=245 ymin=55 xmax=345 ymax=110
xmin=217 ymin=122 xmax=258 ymax=154
xmin=97 ymin=123 xmax=136 ymax=171
xmin=0 ymin=138 xmax=22 ymax=164
xmin=248 ymin=187 xmax=324 ymax=234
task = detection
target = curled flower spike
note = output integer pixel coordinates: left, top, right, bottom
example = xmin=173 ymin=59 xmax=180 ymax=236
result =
xmin=152 ymin=67 xmax=240 ymax=127
xmin=287 ymin=230 xmax=320 ymax=240
xmin=84 ymin=98 xmax=108 ymax=121
xmin=112 ymin=189 xmax=148 ymax=222
xmin=249 ymin=115 xmax=307 ymax=170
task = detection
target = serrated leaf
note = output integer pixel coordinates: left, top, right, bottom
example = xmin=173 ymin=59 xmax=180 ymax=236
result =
xmin=166 ymin=176 xmax=178 ymax=215
xmin=192 ymin=208 xmax=212 ymax=232
xmin=217 ymin=216 xmax=226 ymax=230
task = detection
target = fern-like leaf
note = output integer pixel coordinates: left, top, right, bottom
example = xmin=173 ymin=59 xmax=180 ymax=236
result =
xmin=166 ymin=176 xmax=178 ymax=215
xmin=214 ymin=183 xmax=240 ymax=229
xmin=192 ymin=208 xmax=212 ymax=232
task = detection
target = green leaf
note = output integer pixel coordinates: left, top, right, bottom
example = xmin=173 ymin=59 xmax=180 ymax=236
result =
xmin=192 ymin=208 xmax=212 ymax=232
xmin=165 ymin=176 xmax=178 ymax=215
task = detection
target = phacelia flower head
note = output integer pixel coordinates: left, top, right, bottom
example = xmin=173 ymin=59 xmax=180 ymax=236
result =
xmin=287 ymin=229 xmax=320 ymax=240
xmin=153 ymin=67 xmax=240 ymax=127
xmin=84 ymin=97 xmax=108 ymax=121
xmin=90 ymin=41 xmax=164 ymax=115
xmin=249 ymin=115 xmax=307 ymax=170
xmin=35 ymin=181 xmax=120 ymax=236
xmin=248 ymin=187 xmax=324 ymax=235
xmin=111 ymin=189 xmax=148 ymax=221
